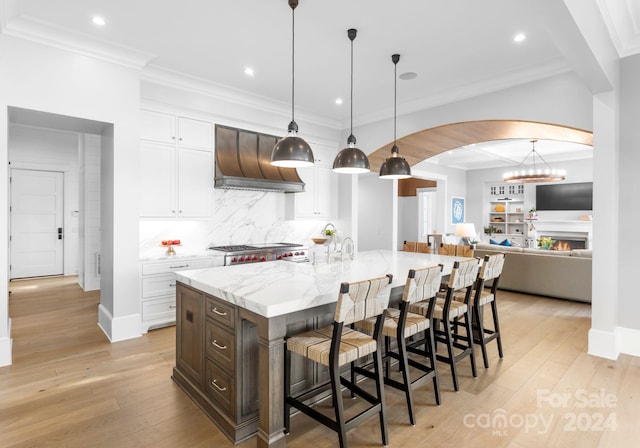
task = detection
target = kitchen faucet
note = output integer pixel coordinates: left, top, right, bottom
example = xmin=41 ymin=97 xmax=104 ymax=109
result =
xmin=341 ymin=237 xmax=355 ymax=261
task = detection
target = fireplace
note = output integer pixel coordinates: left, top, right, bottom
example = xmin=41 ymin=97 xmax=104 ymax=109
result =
xmin=533 ymin=220 xmax=592 ymax=250
xmin=538 ymin=233 xmax=587 ymax=250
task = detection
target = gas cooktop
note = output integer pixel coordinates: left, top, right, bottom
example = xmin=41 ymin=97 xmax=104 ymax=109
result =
xmin=207 ymin=243 xmax=308 ymax=265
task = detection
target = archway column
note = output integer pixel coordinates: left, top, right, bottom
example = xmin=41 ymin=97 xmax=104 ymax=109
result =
xmin=588 ymin=91 xmax=619 ymax=359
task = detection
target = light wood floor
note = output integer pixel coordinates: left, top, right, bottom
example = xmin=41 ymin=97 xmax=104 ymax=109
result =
xmin=2 ymin=276 xmax=638 ymax=448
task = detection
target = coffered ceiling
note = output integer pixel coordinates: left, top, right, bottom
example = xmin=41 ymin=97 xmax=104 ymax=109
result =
xmin=1 ymin=0 xmax=637 ymax=169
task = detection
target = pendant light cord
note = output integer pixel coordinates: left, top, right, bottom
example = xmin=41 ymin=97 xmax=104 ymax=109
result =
xmin=393 ymin=57 xmax=397 ymax=151
xmin=291 ymin=5 xmax=295 ymax=126
xmin=350 ymin=33 xmax=354 ymax=138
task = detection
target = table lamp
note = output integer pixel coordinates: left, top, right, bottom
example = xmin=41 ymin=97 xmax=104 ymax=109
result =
xmin=455 ymin=223 xmax=477 ymax=245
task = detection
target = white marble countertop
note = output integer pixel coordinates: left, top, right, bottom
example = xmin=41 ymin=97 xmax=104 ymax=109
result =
xmin=175 ymin=250 xmax=471 ymax=318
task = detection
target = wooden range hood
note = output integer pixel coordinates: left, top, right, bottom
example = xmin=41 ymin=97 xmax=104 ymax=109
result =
xmin=214 ymin=124 xmax=305 ymax=193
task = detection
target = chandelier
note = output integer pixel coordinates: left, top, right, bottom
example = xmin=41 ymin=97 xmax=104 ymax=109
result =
xmin=503 ymin=139 xmax=566 ymax=183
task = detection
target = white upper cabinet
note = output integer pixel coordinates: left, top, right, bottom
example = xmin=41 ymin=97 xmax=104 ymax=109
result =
xmin=139 ymin=110 xmax=213 ymax=218
xmin=140 ymin=110 xmax=212 ymax=149
xmin=287 ymin=143 xmax=337 ymax=220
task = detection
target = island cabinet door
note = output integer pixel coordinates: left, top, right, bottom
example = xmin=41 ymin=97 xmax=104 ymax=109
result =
xmin=176 ymin=284 xmax=205 ymax=387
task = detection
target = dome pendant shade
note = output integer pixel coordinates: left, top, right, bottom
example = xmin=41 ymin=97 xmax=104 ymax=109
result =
xmin=379 ymin=53 xmax=411 ymax=179
xmin=379 ymin=145 xmax=411 ymax=179
xmin=333 ymin=134 xmax=370 ymax=173
xmin=271 ymin=121 xmax=314 ymax=168
xmin=333 ymin=28 xmax=370 ymax=174
xmin=270 ymin=0 xmax=314 ymax=168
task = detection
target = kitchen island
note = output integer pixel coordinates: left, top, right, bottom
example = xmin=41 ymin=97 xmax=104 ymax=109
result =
xmin=172 ymin=250 xmax=470 ymax=448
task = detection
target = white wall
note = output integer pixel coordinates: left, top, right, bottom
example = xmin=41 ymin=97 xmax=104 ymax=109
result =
xmin=80 ymin=134 xmax=101 ymax=291
xmin=358 ymin=173 xmax=393 ymax=251
xmin=0 ymin=35 xmax=141 ymax=365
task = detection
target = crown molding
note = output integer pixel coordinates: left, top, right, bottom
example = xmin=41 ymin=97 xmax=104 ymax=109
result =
xmin=0 ymin=9 xmax=154 ymax=69
xmin=140 ymin=64 xmax=342 ymax=131
xmin=597 ymin=0 xmax=640 ymax=58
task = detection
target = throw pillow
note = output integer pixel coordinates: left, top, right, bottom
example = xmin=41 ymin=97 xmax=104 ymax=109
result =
xmin=490 ymin=238 xmax=499 ymax=245
xmin=499 ymin=239 xmax=512 ymax=246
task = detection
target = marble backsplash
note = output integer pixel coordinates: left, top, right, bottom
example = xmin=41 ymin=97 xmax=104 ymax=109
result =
xmin=140 ymin=189 xmax=328 ymax=259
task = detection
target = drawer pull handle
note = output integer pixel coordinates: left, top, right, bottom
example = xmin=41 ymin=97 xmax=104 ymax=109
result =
xmin=169 ymin=283 xmax=176 ymax=287
xmin=211 ymin=380 xmax=227 ymax=392
xmin=211 ymin=339 xmax=227 ymax=350
xmin=211 ymin=307 xmax=228 ymax=317
xmin=169 ymin=305 xmax=176 ymax=309
xmin=170 ymin=264 xmax=189 ymax=269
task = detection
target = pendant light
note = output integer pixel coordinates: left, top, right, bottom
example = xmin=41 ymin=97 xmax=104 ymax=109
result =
xmin=332 ymin=28 xmax=370 ymax=174
xmin=379 ymin=54 xmax=411 ymax=179
xmin=271 ymin=0 xmax=314 ymax=168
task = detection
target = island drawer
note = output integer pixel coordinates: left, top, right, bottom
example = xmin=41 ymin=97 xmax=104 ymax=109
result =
xmin=205 ymin=320 xmax=235 ymax=374
xmin=205 ymin=295 xmax=236 ymax=330
xmin=205 ymin=358 xmax=234 ymax=415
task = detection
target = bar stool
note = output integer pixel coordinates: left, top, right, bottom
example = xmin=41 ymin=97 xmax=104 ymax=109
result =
xmin=454 ymin=253 xmax=505 ymax=368
xmin=284 ymin=275 xmax=392 ymax=448
xmin=410 ymin=259 xmax=478 ymax=391
xmin=355 ymin=265 xmax=443 ymax=425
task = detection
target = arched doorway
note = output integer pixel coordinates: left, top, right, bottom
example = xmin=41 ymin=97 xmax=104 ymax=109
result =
xmin=367 ymin=120 xmax=593 ymax=170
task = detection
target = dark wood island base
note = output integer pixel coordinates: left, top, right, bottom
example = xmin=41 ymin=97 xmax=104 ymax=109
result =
xmin=173 ymin=281 xmax=338 ymax=447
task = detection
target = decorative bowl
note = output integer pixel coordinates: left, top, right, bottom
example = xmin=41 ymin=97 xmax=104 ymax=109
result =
xmin=312 ymin=237 xmax=328 ymax=245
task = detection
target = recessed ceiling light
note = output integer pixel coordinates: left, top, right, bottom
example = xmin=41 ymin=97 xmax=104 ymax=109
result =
xmin=335 ymin=98 xmax=343 ymax=105
xmin=514 ymin=33 xmax=526 ymax=43
xmin=92 ymin=16 xmax=106 ymax=26
xmin=244 ymin=67 xmax=254 ymax=76
xmin=399 ymin=72 xmax=417 ymax=80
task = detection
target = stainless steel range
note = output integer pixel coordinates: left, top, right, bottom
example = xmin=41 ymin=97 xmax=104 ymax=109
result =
xmin=207 ymin=242 xmax=308 ymax=266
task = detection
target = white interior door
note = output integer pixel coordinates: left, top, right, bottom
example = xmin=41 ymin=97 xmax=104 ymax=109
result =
xmin=10 ymin=169 xmax=64 ymax=279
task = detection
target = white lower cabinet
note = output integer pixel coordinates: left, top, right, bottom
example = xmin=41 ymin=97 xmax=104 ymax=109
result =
xmin=140 ymin=256 xmax=215 ymax=332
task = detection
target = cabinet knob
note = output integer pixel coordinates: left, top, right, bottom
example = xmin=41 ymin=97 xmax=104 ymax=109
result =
xmin=171 ymin=136 xmax=176 ymax=140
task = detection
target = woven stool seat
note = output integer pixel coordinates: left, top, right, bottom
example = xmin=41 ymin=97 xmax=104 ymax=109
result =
xmin=357 ymin=307 xmax=430 ymax=339
xmin=287 ymin=326 xmax=376 ymax=367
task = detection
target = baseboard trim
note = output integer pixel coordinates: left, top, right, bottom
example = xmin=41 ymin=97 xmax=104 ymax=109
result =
xmin=616 ymin=326 xmax=640 ymax=357
xmin=588 ymin=328 xmax=619 ymax=360
xmin=98 ymin=304 xmax=142 ymax=343
xmin=0 ymin=336 xmax=12 ymax=367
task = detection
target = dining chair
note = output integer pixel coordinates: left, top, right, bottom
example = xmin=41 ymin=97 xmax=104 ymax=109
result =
xmin=455 ymin=245 xmax=474 ymax=257
xmin=416 ymin=242 xmax=432 ymax=253
xmin=438 ymin=243 xmax=456 ymax=256
xmin=402 ymin=241 xmax=418 ymax=252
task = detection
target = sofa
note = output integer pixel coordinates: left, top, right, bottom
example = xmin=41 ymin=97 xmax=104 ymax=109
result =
xmin=473 ymin=243 xmax=592 ymax=303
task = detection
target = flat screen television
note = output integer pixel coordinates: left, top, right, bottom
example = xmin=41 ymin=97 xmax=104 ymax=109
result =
xmin=536 ymin=182 xmax=593 ymax=211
